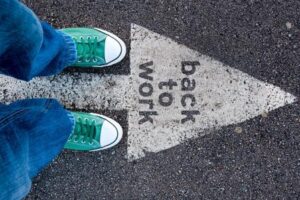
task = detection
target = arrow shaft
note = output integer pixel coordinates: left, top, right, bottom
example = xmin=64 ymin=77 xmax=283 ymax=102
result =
xmin=0 ymin=73 xmax=131 ymax=110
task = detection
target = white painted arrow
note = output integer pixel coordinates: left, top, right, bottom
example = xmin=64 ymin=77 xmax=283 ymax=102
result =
xmin=0 ymin=24 xmax=297 ymax=161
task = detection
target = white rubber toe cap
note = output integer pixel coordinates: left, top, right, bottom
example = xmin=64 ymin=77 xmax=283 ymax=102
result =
xmin=91 ymin=114 xmax=123 ymax=150
xmin=105 ymin=36 xmax=122 ymax=63
xmin=100 ymin=120 xmax=119 ymax=146
xmin=95 ymin=27 xmax=126 ymax=67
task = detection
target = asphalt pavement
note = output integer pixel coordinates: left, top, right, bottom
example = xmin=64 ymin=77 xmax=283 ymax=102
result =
xmin=21 ymin=0 xmax=300 ymax=199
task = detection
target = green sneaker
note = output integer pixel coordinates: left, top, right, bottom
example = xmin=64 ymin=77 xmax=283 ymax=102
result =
xmin=64 ymin=112 xmax=123 ymax=151
xmin=61 ymin=27 xmax=126 ymax=67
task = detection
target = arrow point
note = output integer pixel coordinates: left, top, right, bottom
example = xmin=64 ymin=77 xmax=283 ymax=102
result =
xmin=128 ymin=24 xmax=297 ymax=161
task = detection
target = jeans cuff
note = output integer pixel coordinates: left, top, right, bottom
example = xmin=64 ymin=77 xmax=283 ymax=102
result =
xmin=57 ymin=30 xmax=77 ymax=67
xmin=66 ymin=111 xmax=76 ymax=136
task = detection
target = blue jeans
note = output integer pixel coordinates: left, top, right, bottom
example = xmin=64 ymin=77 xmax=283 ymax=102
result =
xmin=0 ymin=0 xmax=77 ymax=199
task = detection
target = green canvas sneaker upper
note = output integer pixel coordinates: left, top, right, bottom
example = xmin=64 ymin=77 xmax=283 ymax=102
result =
xmin=62 ymin=28 xmax=107 ymax=66
xmin=65 ymin=112 xmax=104 ymax=151
xmin=61 ymin=27 xmax=126 ymax=68
xmin=64 ymin=112 xmax=123 ymax=151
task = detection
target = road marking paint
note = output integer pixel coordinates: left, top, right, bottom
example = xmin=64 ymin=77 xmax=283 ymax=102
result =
xmin=128 ymin=24 xmax=296 ymax=160
xmin=0 ymin=73 xmax=131 ymax=110
xmin=0 ymin=24 xmax=297 ymax=161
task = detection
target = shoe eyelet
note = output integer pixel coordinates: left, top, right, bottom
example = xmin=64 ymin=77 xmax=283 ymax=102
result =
xmin=85 ymin=59 xmax=90 ymax=62
xmin=81 ymin=140 xmax=86 ymax=144
xmin=87 ymin=36 xmax=91 ymax=39
xmin=80 ymin=36 xmax=84 ymax=40
xmin=89 ymin=142 xmax=94 ymax=145
xmin=92 ymin=58 xmax=98 ymax=62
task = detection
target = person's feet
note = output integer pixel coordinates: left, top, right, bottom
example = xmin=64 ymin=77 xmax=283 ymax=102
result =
xmin=61 ymin=28 xmax=125 ymax=151
xmin=61 ymin=27 xmax=126 ymax=67
xmin=64 ymin=112 xmax=123 ymax=151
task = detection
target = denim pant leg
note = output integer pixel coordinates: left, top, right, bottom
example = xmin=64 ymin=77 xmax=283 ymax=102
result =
xmin=0 ymin=1 xmax=77 ymax=199
xmin=0 ymin=0 xmax=77 ymax=81
xmin=0 ymin=99 xmax=75 ymax=200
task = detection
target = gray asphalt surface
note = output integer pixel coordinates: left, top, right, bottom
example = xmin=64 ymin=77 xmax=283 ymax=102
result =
xmin=23 ymin=0 xmax=300 ymax=199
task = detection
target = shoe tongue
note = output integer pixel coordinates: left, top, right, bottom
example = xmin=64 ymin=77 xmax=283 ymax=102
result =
xmin=95 ymin=40 xmax=105 ymax=61
xmin=76 ymin=113 xmax=104 ymax=141
xmin=87 ymin=115 xmax=104 ymax=144
xmin=93 ymin=119 xmax=103 ymax=143
xmin=77 ymin=36 xmax=106 ymax=63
